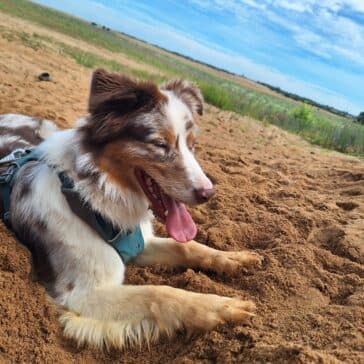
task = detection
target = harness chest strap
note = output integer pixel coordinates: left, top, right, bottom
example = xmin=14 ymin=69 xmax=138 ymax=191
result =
xmin=59 ymin=172 xmax=144 ymax=262
xmin=0 ymin=148 xmax=144 ymax=263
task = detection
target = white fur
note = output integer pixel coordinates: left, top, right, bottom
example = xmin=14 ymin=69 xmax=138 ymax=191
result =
xmin=0 ymin=134 xmax=30 ymax=149
xmin=38 ymin=119 xmax=59 ymax=139
xmin=60 ymin=311 xmax=160 ymax=349
xmin=162 ymin=91 xmax=212 ymax=190
xmin=0 ymin=113 xmax=39 ymax=128
xmin=0 ymin=113 xmax=58 ymax=141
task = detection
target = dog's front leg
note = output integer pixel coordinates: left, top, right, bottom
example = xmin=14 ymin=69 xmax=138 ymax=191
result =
xmin=134 ymin=237 xmax=262 ymax=275
xmin=61 ymin=284 xmax=255 ymax=349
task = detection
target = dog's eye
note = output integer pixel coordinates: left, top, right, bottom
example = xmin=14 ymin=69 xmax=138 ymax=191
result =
xmin=152 ymin=140 xmax=168 ymax=150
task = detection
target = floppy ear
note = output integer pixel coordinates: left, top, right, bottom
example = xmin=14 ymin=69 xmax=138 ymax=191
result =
xmin=161 ymin=79 xmax=204 ymax=116
xmin=86 ymin=69 xmax=163 ymax=143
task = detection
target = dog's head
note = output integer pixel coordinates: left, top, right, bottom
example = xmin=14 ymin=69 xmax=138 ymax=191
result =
xmin=81 ymin=69 xmax=214 ymax=242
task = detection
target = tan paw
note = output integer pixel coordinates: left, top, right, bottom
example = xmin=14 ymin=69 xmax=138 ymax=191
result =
xmin=217 ymin=297 xmax=256 ymax=322
xmin=212 ymin=250 xmax=263 ymax=275
xmin=185 ymin=296 xmax=256 ymax=332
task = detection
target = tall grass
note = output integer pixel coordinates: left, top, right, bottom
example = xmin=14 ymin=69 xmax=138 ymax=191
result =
xmin=0 ymin=0 xmax=363 ymax=155
xmin=288 ymin=104 xmax=364 ymax=154
xmin=199 ymin=83 xmax=232 ymax=110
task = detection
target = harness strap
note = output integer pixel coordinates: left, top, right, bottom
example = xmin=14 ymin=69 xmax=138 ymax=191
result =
xmin=0 ymin=149 xmax=144 ymax=263
xmin=0 ymin=149 xmax=42 ymax=227
xmin=0 ymin=166 xmax=15 ymax=227
xmin=59 ymin=172 xmax=144 ymax=262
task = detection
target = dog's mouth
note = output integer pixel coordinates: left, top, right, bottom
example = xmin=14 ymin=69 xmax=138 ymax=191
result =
xmin=135 ymin=168 xmax=196 ymax=243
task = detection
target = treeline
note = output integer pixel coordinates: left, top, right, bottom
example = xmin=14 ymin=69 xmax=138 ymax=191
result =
xmin=91 ymin=22 xmax=110 ymax=31
xmin=258 ymin=82 xmax=355 ymax=119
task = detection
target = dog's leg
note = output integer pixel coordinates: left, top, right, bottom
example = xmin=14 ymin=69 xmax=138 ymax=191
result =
xmin=61 ymin=284 xmax=255 ymax=349
xmin=134 ymin=237 xmax=262 ymax=275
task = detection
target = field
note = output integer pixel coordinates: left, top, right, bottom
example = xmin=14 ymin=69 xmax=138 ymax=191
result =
xmin=0 ymin=1 xmax=363 ymax=363
xmin=0 ymin=0 xmax=363 ymax=156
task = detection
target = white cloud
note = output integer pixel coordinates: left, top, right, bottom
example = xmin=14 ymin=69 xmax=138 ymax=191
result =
xmin=293 ymin=32 xmax=332 ymax=59
xmin=190 ymin=0 xmax=364 ymax=64
xmin=249 ymin=2 xmax=364 ymax=69
xmin=273 ymin=0 xmax=315 ymax=13
xmin=273 ymin=0 xmax=364 ymax=13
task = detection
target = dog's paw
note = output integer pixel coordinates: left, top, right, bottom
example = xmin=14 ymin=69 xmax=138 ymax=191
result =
xmin=217 ymin=297 xmax=256 ymax=322
xmin=212 ymin=250 xmax=263 ymax=275
xmin=184 ymin=295 xmax=256 ymax=333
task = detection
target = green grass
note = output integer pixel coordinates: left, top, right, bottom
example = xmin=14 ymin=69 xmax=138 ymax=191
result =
xmin=199 ymin=83 xmax=233 ymax=110
xmin=0 ymin=0 xmax=363 ymax=155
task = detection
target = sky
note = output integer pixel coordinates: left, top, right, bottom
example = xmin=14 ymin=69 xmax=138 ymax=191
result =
xmin=33 ymin=0 xmax=364 ymax=115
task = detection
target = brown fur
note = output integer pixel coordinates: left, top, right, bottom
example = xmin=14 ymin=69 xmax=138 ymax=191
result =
xmin=0 ymin=138 xmax=30 ymax=158
xmin=161 ymin=79 xmax=204 ymax=116
xmin=79 ymin=69 xmax=201 ymax=203
xmin=185 ymin=120 xmax=194 ymax=130
xmin=0 ymin=126 xmax=43 ymax=145
xmin=82 ymin=69 xmax=167 ymax=145
xmin=96 ymin=135 xmax=190 ymax=199
xmin=135 ymin=238 xmax=262 ymax=275
xmin=186 ymin=131 xmax=196 ymax=150
xmin=160 ymin=127 xmax=177 ymax=148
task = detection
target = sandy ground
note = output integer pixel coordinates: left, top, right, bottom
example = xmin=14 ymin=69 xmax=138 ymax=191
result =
xmin=0 ymin=20 xmax=363 ymax=364
xmin=0 ymin=12 xmax=162 ymax=77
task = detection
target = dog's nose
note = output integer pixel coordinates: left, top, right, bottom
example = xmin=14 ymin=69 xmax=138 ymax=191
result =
xmin=194 ymin=188 xmax=215 ymax=203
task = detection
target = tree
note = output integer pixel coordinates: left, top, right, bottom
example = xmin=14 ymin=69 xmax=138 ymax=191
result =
xmin=356 ymin=112 xmax=364 ymax=125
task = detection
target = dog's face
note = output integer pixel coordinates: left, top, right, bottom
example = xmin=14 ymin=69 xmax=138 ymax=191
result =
xmin=81 ymin=69 xmax=214 ymax=242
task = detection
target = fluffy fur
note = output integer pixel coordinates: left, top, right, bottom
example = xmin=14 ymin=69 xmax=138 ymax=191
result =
xmin=0 ymin=70 xmax=262 ymax=350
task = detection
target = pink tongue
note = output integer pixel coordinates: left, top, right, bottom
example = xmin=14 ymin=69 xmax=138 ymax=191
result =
xmin=165 ymin=198 xmax=197 ymax=242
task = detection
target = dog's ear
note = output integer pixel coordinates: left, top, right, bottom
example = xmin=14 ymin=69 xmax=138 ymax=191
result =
xmin=87 ymin=69 xmax=163 ymax=143
xmin=89 ymin=69 xmax=141 ymax=115
xmin=161 ymin=79 xmax=204 ymax=116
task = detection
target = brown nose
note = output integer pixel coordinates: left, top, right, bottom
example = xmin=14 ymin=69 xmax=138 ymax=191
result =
xmin=194 ymin=188 xmax=215 ymax=203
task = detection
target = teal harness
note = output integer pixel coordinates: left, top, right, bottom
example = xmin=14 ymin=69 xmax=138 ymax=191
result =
xmin=0 ymin=148 xmax=144 ymax=263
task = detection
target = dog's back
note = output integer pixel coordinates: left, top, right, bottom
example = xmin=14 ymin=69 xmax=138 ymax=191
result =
xmin=0 ymin=114 xmax=59 ymax=159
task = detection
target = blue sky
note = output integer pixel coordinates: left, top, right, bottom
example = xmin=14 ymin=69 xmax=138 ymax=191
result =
xmin=33 ymin=0 xmax=364 ymax=115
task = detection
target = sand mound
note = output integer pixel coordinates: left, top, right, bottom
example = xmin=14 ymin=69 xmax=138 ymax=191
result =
xmin=0 ymin=27 xmax=363 ymax=364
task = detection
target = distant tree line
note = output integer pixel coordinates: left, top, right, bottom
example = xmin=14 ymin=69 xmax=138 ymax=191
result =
xmin=257 ymin=82 xmax=357 ymax=120
xmin=90 ymin=22 xmax=110 ymax=31
xmin=356 ymin=112 xmax=364 ymax=125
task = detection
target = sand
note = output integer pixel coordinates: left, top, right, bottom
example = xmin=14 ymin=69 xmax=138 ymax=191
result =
xmin=0 ymin=21 xmax=363 ymax=364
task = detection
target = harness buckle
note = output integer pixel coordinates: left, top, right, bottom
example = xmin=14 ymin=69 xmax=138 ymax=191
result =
xmin=0 ymin=148 xmax=27 ymax=165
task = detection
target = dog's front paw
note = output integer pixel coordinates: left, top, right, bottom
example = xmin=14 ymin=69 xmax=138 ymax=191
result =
xmin=183 ymin=295 xmax=256 ymax=333
xmin=212 ymin=250 xmax=263 ymax=275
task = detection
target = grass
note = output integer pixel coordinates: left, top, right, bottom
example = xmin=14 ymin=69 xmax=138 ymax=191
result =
xmin=0 ymin=0 xmax=363 ymax=155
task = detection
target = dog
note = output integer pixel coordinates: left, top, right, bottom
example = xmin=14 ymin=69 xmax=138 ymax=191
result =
xmin=0 ymin=69 xmax=262 ymax=349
